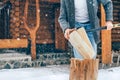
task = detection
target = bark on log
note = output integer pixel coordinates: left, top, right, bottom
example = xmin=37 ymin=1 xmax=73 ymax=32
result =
xmin=69 ymin=58 xmax=99 ymax=80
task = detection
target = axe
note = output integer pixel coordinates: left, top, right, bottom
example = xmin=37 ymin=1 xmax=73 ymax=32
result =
xmin=86 ymin=23 xmax=120 ymax=32
xmin=69 ymin=23 xmax=120 ymax=59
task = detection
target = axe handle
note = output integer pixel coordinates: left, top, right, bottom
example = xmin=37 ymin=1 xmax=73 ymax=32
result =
xmin=86 ymin=26 xmax=107 ymax=32
xmin=86 ymin=23 xmax=120 ymax=32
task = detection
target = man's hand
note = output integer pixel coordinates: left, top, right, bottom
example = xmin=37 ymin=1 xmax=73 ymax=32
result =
xmin=64 ymin=28 xmax=75 ymax=40
xmin=106 ymin=21 xmax=113 ymax=30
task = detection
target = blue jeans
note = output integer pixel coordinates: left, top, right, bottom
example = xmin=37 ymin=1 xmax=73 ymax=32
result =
xmin=73 ymin=22 xmax=97 ymax=60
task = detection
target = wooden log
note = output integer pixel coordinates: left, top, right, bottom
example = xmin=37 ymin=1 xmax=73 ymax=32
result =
xmin=15 ymin=22 xmax=20 ymax=27
xmin=36 ymin=35 xmax=53 ymax=39
xmin=69 ymin=27 xmax=95 ymax=59
xmin=10 ymin=0 xmax=15 ymax=4
xmin=101 ymin=5 xmax=112 ymax=64
xmin=15 ymin=7 xmax=19 ymax=12
xmin=11 ymin=10 xmax=15 ymax=14
xmin=10 ymin=23 xmax=15 ymax=28
xmin=14 ymin=33 xmax=20 ymax=37
xmin=10 ymin=17 xmax=19 ymax=23
xmin=20 ymin=34 xmax=29 ymax=38
xmin=112 ymin=39 xmax=120 ymax=42
xmin=0 ymin=39 xmax=28 ymax=48
xmin=41 ymin=0 xmax=60 ymax=3
xmin=37 ymin=30 xmax=54 ymax=34
xmin=112 ymin=35 xmax=120 ymax=38
xmin=14 ymin=17 xmax=20 ymax=22
xmin=69 ymin=58 xmax=77 ymax=80
xmin=36 ymin=39 xmax=54 ymax=44
xmin=10 ymin=14 xmax=15 ymax=18
xmin=69 ymin=58 xmax=99 ymax=80
xmin=14 ymin=1 xmax=19 ymax=6
xmin=19 ymin=29 xmax=29 ymax=34
xmin=15 ymin=12 xmax=19 ymax=16
xmin=14 ymin=27 xmax=19 ymax=32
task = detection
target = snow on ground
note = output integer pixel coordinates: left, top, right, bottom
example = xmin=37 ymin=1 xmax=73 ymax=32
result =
xmin=0 ymin=65 xmax=120 ymax=80
xmin=98 ymin=67 xmax=120 ymax=80
xmin=0 ymin=65 xmax=69 ymax=80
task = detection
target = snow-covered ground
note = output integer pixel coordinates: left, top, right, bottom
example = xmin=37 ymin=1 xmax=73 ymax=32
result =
xmin=0 ymin=65 xmax=120 ymax=80
xmin=98 ymin=67 xmax=120 ymax=80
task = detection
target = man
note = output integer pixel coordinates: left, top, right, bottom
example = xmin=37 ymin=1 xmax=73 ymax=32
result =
xmin=58 ymin=0 xmax=113 ymax=60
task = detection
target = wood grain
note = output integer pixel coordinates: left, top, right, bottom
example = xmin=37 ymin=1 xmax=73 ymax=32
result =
xmin=69 ymin=58 xmax=99 ymax=80
xmin=69 ymin=27 xmax=95 ymax=59
xmin=0 ymin=39 xmax=28 ymax=48
xmin=101 ymin=5 xmax=112 ymax=64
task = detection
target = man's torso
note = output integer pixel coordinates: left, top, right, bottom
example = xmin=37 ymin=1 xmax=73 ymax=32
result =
xmin=74 ymin=0 xmax=89 ymax=23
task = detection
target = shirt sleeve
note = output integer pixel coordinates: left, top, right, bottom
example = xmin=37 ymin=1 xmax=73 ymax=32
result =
xmin=98 ymin=0 xmax=113 ymax=21
xmin=58 ymin=0 xmax=70 ymax=33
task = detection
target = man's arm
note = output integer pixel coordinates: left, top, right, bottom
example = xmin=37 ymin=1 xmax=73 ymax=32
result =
xmin=99 ymin=0 xmax=113 ymax=21
xmin=99 ymin=0 xmax=113 ymax=30
xmin=58 ymin=0 xmax=70 ymax=32
xmin=58 ymin=0 xmax=75 ymax=40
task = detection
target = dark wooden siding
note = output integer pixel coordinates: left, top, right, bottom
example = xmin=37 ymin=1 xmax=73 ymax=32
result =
xmin=0 ymin=0 xmax=66 ymax=51
xmin=112 ymin=0 xmax=120 ymax=42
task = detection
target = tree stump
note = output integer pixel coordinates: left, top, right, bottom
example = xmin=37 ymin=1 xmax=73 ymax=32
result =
xmin=69 ymin=58 xmax=99 ymax=80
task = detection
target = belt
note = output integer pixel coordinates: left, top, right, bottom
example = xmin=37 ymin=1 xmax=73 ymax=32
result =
xmin=81 ymin=21 xmax=90 ymax=24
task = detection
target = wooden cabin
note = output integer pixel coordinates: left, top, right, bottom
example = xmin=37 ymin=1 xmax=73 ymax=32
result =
xmin=112 ymin=0 xmax=120 ymax=50
xmin=0 ymin=0 xmax=120 ymax=60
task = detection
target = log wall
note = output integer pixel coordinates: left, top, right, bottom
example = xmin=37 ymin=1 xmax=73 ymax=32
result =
xmin=8 ymin=0 xmax=120 ymax=42
xmin=112 ymin=0 xmax=120 ymax=42
xmin=0 ymin=0 xmax=67 ymax=52
xmin=1 ymin=0 xmax=119 ymax=52
xmin=19 ymin=0 xmax=55 ymax=44
xmin=2 ymin=0 xmax=58 ymax=43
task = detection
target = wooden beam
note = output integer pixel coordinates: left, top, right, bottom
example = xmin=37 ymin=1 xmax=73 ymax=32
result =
xmin=101 ymin=5 xmax=112 ymax=64
xmin=0 ymin=39 xmax=28 ymax=48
